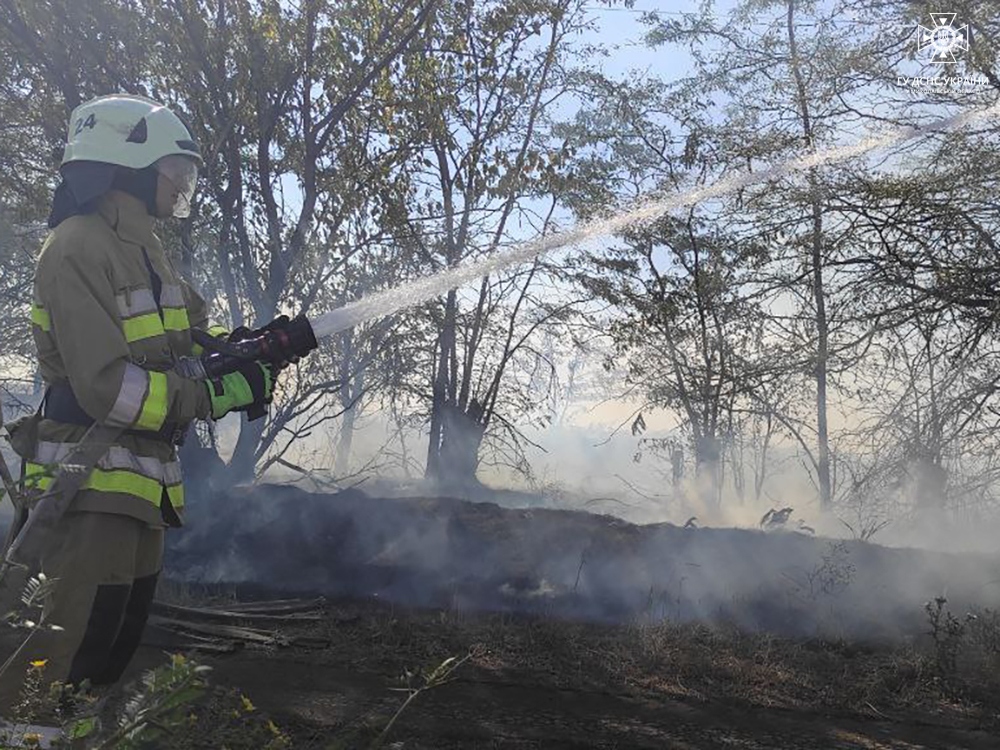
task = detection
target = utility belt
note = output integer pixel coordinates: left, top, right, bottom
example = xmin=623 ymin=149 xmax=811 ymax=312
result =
xmin=44 ymin=380 xmax=188 ymax=446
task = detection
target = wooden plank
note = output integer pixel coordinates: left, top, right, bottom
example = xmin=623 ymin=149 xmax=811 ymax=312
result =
xmin=151 ymin=600 xmax=322 ymax=623
xmin=148 ymin=615 xmax=289 ymax=646
xmin=288 ymin=635 xmax=332 ymax=650
xmin=142 ymin=624 xmax=240 ymax=654
xmin=222 ymin=598 xmax=326 ymax=615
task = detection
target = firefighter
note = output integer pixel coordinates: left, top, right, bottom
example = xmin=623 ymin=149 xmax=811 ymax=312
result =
xmin=0 ymin=94 xmax=276 ymax=712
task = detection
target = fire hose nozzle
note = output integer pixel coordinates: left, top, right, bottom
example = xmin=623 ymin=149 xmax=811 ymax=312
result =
xmin=189 ymin=314 xmax=319 ymax=422
xmin=192 ymin=314 xmax=320 ymax=379
xmin=268 ymin=313 xmax=319 ymax=365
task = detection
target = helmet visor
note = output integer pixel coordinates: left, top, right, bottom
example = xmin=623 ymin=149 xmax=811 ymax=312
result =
xmin=155 ymin=154 xmax=199 ymax=218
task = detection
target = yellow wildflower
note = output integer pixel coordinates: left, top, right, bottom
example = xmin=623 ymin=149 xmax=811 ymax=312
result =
xmin=29 ymin=659 xmax=47 ymax=669
xmin=241 ymin=694 xmax=256 ymax=713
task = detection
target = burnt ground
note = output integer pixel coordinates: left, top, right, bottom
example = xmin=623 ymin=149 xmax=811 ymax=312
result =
xmin=3 ymin=488 xmax=1000 ymax=748
xmin=143 ymin=485 xmax=1000 ymax=748
xmin=119 ymin=593 xmax=1000 ymax=750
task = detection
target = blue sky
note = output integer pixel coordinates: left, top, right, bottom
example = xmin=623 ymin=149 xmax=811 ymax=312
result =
xmin=580 ymin=0 xmax=740 ymax=77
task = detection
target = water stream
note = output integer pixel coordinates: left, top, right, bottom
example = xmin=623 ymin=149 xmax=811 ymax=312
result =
xmin=311 ymin=102 xmax=1000 ymax=340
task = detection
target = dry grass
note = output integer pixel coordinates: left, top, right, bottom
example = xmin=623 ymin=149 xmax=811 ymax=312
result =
xmin=113 ymin=585 xmax=1000 ymax=747
xmin=154 ymin=578 xmax=243 ymax=608
xmin=309 ymin=597 xmax=1000 ymax=730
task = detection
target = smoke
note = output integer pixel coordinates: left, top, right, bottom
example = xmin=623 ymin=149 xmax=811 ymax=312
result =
xmin=164 ymin=396 xmax=1000 ymax=645
xmin=248 ymin=403 xmax=1000 ymax=554
xmin=166 ymin=481 xmax=1000 ymax=641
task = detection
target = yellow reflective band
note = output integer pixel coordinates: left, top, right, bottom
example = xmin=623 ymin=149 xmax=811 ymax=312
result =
xmin=134 ymin=371 xmax=168 ymax=431
xmin=27 ymin=463 xmax=175 ymax=508
xmin=84 ymin=469 xmax=163 ymax=504
xmin=31 ymin=305 xmax=51 ymax=332
xmin=24 ymin=463 xmax=54 ymax=491
xmin=162 ymin=308 xmax=190 ymax=332
xmin=24 ymin=462 xmax=174 ymax=508
xmin=167 ymin=484 xmax=184 ymax=509
xmin=122 ymin=313 xmax=165 ymax=342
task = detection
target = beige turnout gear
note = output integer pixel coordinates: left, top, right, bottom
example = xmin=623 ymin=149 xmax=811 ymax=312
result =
xmin=0 ymin=92 xmax=226 ymax=715
xmin=27 ymin=190 xmax=215 ymax=527
xmin=0 ymin=189 xmax=226 ymax=713
xmin=0 ymin=514 xmax=163 ymax=709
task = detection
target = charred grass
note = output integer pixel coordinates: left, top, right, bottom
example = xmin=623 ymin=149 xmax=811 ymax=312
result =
xmin=119 ymin=586 xmax=1000 ymax=748
xmin=324 ymin=599 xmax=1000 ymax=727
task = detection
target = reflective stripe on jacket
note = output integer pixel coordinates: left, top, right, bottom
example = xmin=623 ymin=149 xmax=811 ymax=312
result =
xmin=30 ymin=190 xmax=217 ymax=527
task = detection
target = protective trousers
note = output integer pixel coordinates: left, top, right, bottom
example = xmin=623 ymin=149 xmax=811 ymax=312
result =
xmin=0 ymin=511 xmax=162 ymax=714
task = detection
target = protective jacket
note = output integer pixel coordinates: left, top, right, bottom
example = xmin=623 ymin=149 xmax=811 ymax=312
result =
xmin=26 ymin=189 xmax=224 ymax=528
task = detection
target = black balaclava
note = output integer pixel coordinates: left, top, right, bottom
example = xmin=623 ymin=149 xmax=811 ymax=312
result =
xmin=110 ymin=165 xmax=159 ymax=217
xmin=47 ymin=160 xmax=158 ymax=229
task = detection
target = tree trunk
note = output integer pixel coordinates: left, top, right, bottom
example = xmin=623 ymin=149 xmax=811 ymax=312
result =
xmin=437 ymin=400 xmax=486 ymax=486
xmin=803 ymin=160 xmax=833 ymax=511
xmin=179 ymin=430 xmax=226 ymax=498
xmin=335 ymin=402 xmax=359 ymax=477
xmin=426 ymin=290 xmax=458 ymax=480
xmin=670 ymin=444 xmax=685 ymax=488
xmin=228 ymin=415 xmax=266 ymax=483
xmin=913 ymin=456 xmax=947 ymax=511
xmin=812 ymin=199 xmax=832 ymax=510
xmin=335 ymin=365 xmax=364 ymax=477
xmin=787 ymin=0 xmax=832 ymax=509
xmin=693 ymin=434 xmax=722 ymax=509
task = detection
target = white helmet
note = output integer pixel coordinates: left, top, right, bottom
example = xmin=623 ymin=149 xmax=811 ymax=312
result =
xmin=61 ymin=94 xmax=203 ymax=170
